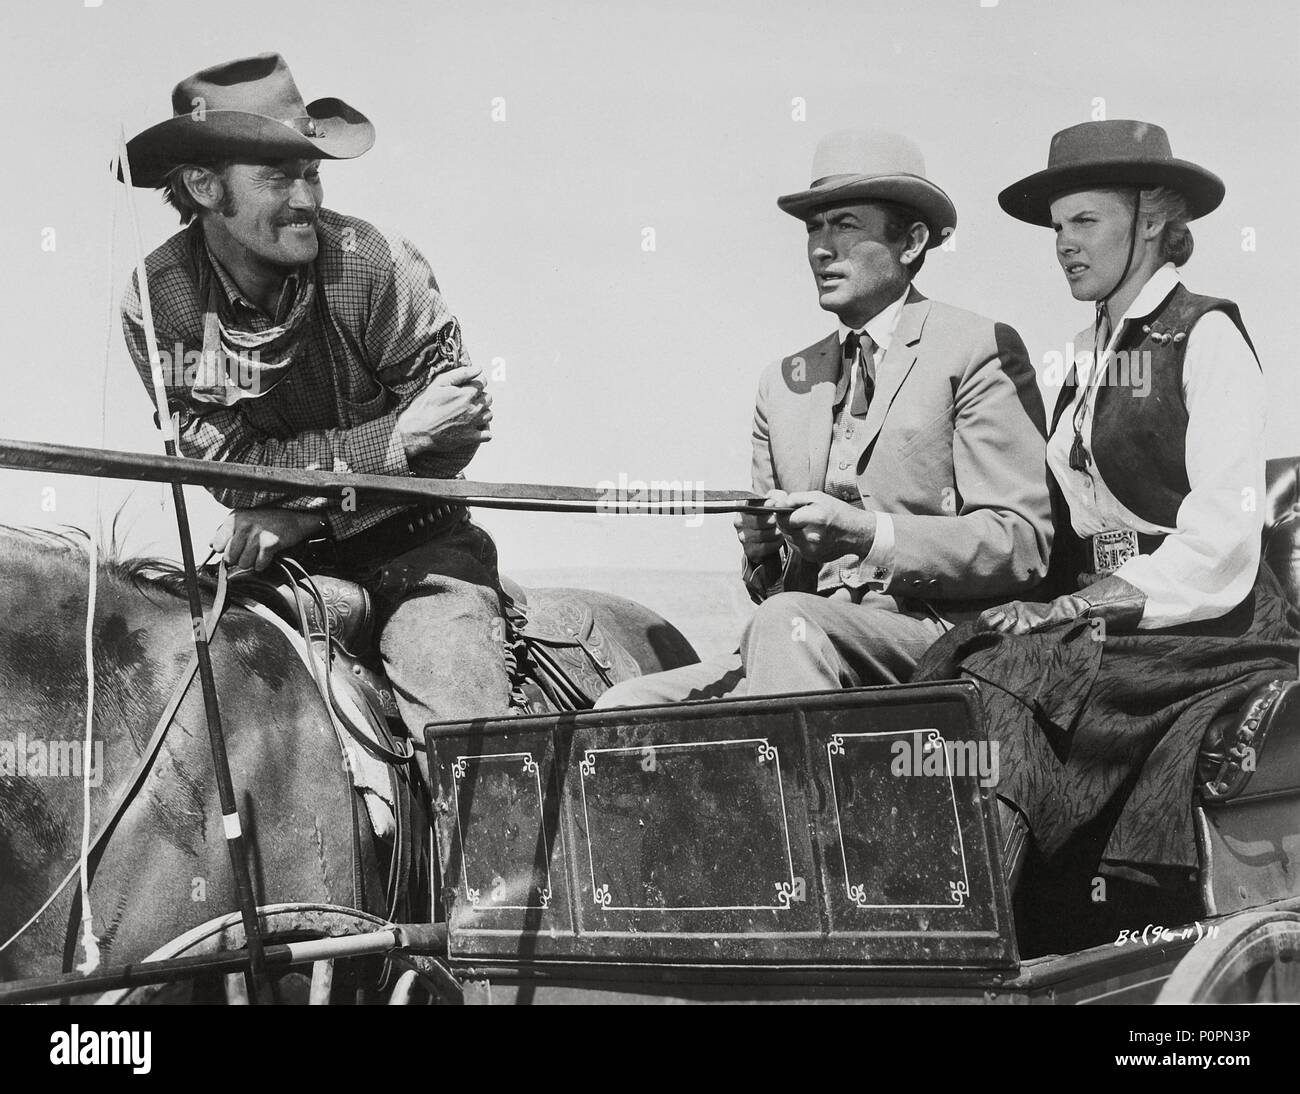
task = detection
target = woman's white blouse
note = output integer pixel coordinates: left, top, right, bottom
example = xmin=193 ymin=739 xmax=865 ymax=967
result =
xmin=1046 ymin=264 xmax=1266 ymax=629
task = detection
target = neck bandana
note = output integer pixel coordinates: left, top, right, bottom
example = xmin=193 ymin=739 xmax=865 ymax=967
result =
xmin=187 ymin=225 xmax=317 ymax=406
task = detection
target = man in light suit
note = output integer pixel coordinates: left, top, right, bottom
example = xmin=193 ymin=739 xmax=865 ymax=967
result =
xmin=597 ymin=129 xmax=1052 ymax=705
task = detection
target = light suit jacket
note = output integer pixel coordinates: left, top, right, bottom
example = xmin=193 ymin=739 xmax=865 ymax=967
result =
xmin=752 ymin=286 xmax=1053 ymax=615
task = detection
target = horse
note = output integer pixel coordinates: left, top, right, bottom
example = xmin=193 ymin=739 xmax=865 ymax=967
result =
xmin=0 ymin=525 xmax=698 ymax=998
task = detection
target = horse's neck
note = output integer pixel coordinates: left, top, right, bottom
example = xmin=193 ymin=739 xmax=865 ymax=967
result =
xmin=9 ymin=551 xmax=192 ymax=748
xmin=0 ymin=553 xmax=190 ymax=950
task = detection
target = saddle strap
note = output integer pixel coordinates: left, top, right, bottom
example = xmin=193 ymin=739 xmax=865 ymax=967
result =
xmin=234 ymin=590 xmax=409 ymax=923
xmin=276 ymin=558 xmax=414 ymax=921
xmin=526 ymin=641 xmax=601 ymax=710
xmin=232 ymin=570 xmax=378 ymax=657
xmin=505 ymin=592 xmax=634 ymax=712
xmin=277 ymin=558 xmax=414 ymax=768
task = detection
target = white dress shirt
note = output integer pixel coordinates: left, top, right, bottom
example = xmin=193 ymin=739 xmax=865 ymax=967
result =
xmin=1046 ymin=263 xmax=1265 ymax=628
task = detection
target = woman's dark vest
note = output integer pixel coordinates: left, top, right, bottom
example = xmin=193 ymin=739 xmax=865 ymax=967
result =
xmin=1046 ymin=282 xmax=1259 ymax=593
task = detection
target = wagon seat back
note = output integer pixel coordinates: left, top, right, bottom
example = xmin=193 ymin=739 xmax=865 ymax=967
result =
xmin=1195 ymin=455 xmax=1300 ymax=913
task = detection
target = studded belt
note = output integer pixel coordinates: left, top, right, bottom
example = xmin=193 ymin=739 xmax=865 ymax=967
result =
xmin=297 ymin=502 xmax=469 ymax=572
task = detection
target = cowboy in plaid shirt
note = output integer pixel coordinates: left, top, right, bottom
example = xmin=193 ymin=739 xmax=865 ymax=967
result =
xmin=120 ymin=53 xmax=512 ymax=733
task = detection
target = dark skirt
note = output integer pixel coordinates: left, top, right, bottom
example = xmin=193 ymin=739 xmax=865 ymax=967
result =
xmin=913 ymin=564 xmax=1300 ymax=883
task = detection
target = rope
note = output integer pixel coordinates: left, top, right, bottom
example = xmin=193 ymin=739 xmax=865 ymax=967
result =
xmin=76 ymin=542 xmax=101 ymax=973
xmin=115 ymin=118 xmax=163 ymax=580
xmin=118 ymin=125 xmax=178 ymax=451
xmin=71 ymin=139 xmax=129 ymax=974
xmin=112 ymin=124 xmax=170 ymax=967
xmin=63 ymin=127 xmax=176 ymax=973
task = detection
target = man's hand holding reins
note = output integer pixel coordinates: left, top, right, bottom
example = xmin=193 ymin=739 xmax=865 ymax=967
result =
xmin=772 ymin=489 xmax=877 ymax=564
xmin=398 ymin=362 xmax=493 ymax=459
xmin=211 ymin=508 xmax=326 ymax=572
xmin=734 ymin=498 xmax=784 ymax=565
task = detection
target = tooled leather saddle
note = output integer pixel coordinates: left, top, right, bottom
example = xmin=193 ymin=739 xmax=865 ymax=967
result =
xmin=225 ymin=563 xmax=641 ymax=919
xmin=232 ymin=564 xmax=642 ymax=730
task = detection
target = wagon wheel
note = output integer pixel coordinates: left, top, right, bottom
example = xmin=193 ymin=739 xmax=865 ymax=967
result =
xmin=95 ymin=903 xmax=439 ymax=1005
xmin=1156 ymin=910 xmax=1300 ymax=1004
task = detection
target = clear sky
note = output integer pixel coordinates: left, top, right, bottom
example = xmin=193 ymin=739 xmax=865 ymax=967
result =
xmin=0 ymin=0 xmax=1296 ymax=577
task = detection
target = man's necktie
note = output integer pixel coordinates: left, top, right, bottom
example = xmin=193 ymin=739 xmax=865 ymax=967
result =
xmin=845 ymin=331 xmax=876 ymax=417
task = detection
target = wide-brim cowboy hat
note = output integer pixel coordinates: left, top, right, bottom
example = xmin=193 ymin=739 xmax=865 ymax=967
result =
xmin=998 ymin=119 xmax=1224 ymax=227
xmin=121 ymin=52 xmax=374 ymax=188
xmin=777 ymin=128 xmax=957 ymax=248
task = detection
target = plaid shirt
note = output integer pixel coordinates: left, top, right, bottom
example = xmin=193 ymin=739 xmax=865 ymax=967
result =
xmin=120 ymin=208 xmax=478 ymax=540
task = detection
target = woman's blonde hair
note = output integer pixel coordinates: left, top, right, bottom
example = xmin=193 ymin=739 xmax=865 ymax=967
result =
xmin=1138 ymin=186 xmax=1194 ymax=267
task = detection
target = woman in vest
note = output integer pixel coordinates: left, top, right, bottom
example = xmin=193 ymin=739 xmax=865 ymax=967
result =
xmin=915 ymin=120 xmax=1300 ymax=943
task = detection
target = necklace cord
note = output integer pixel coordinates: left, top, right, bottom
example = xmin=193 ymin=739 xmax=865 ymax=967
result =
xmin=1070 ymin=190 xmax=1143 ymax=466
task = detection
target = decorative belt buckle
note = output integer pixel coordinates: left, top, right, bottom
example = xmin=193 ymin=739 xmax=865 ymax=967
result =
xmin=1091 ymin=529 xmax=1139 ymax=575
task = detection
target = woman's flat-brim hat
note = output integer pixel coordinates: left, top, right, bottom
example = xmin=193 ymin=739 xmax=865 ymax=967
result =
xmin=777 ymin=128 xmax=957 ymax=248
xmin=122 ymin=52 xmax=374 ymax=187
xmin=998 ymin=119 xmax=1224 ymax=227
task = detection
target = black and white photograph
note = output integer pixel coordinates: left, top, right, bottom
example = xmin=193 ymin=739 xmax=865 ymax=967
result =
xmin=1 ymin=0 xmax=1298 ymax=1037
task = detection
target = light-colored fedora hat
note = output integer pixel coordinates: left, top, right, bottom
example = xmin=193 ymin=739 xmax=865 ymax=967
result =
xmin=998 ymin=119 xmax=1224 ymax=227
xmin=122 ymin=53 xmax=375 ymax=188
xmin=777 ymin=128 xmax=957 ymax=247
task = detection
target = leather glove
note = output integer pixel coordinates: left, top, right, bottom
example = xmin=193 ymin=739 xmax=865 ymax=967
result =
xmin=977 ymin=575 xmax=1147 ymax=636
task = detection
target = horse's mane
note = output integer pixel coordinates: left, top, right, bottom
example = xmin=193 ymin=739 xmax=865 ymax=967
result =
xmin=0 ymin=519 xmax=205 ymax=602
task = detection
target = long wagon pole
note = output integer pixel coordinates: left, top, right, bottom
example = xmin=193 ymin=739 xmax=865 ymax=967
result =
xmin=0 ymin=923 xmax=449 ymax=1006
xmin=0 ymin=437 xmax=785 ymax=514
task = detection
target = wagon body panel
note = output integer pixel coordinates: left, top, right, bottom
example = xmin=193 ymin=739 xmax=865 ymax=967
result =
xmin=426 ymin=683 xmax=1016 ymax=969
xmin=425 ymin=674 xmax=1300 ymax=1004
